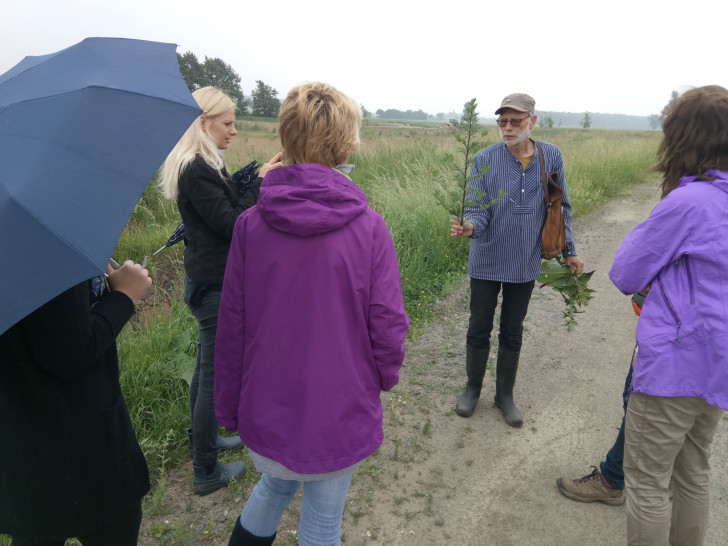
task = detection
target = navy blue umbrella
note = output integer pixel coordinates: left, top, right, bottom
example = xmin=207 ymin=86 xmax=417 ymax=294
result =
xmin=0 ymin=37 xmax=202 ymax=335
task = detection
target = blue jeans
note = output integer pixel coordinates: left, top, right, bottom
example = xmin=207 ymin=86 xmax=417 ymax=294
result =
xmin=239 ymin=471 xmax=354 ymax=545
xmin=599 ymin=348 xmax=635 ymax=490
xmin=466 ymin=278 xmax=535 ymax=352
xmin=184 ymin=277 xmax=222 ymax=468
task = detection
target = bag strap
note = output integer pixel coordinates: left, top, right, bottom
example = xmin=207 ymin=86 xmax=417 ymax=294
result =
xmin=535 ymin=141 xmax=550 ymax=206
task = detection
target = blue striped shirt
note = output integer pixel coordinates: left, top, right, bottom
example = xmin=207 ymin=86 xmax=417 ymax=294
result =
xmin=465 ymin=141 xmax=577 ymax=283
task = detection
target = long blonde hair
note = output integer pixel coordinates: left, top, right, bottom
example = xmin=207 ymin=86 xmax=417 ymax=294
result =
xmin=160 ymin=87 xmax=236 ymax=200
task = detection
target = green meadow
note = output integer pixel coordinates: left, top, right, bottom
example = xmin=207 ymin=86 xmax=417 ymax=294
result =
xmin=116 ymin=119 xmax=660 ymax=478
xmin=0 ymin=120 xmax=660 ymax=546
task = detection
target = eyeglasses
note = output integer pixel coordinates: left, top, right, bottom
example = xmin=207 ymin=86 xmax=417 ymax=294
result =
xmin=496 ymin=115 xmax=531 ymax=128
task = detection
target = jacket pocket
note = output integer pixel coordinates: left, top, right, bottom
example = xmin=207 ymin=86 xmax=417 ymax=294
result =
xmin=654 ymin=257 xmax=699 ymax=343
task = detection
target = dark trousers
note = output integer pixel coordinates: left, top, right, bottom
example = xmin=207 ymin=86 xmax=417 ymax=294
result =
xmin=599 ymin=346 xmax=636 ymax=490
xmin=184 ymin=276 xmax=222 ymax=468
xmin=466 ymin=278 xmax=535 ymax=352
xmin=11 ymin=502 xmax=142 ymax=546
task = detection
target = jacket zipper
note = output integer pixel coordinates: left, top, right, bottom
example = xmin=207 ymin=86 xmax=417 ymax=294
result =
xmin=683 ymin=256 xmax=695 ymax=304
xmin=656 ymin=275 xmax=681 ymax=342
xmin=656 ymin=255 xmax=693 ymax=343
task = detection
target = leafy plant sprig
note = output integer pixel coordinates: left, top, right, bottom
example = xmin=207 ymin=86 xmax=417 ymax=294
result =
xmin=537 ymin=257 xmax=596 ymax=331
xmin=435 ymin=98 xmax=504 ymax=223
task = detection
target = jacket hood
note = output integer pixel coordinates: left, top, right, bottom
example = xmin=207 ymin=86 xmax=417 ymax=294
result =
xmin=677 ymin=169 xmax=728 ymax=195
xmin=257 ymin=163 xmax=368 ymax=236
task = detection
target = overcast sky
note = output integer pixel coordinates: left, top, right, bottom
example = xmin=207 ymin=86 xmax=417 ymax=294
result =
xmin=4 ymin=0 xmax=724 ymax=118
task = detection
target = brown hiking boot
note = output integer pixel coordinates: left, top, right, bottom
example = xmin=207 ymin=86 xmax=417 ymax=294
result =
xmin=556 ymin=467 xmax=625 ymax=506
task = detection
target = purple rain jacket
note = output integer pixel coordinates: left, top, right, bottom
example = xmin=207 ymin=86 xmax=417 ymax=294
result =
xmin=609 ymin=169 xmax=728 ymax=411
xmin=214 ymin=163 xmax=409 ymax=474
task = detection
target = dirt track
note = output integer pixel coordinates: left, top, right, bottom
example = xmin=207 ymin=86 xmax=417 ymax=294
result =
xmin=140 ymin=179 xmax=728 ymax=545
xmin=339 ymin=178 xmax=728 ymax=546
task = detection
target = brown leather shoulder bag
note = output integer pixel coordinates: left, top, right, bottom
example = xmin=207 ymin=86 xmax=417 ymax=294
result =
xmin=536 ymin=141 xmax=566 ymax=260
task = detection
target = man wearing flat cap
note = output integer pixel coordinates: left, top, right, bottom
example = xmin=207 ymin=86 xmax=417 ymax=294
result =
xmin=450 ymin=93 xmax=584 ymax=427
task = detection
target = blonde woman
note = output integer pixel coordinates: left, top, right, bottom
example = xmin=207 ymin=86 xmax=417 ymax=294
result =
xmin=214 ymin=82 xmax=409 ymax=545
xmin=161 ymin=86 xmax=281 ymax=496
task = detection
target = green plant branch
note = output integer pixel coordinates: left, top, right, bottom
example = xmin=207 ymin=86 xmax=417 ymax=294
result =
xmin=537 ymin=256 xmax=596 ymax=330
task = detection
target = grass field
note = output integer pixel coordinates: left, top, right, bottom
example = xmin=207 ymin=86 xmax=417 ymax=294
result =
xmin=119 ymin=119 xmax=661 ymax=477
xmin=0 ymin=119 xmax=660 ymax=545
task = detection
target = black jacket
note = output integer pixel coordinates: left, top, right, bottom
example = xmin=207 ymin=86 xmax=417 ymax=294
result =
xmin=177 ymin=155 xmax=262 ymax=285
xmin=0 ymin=281 xmax=149 ymax=540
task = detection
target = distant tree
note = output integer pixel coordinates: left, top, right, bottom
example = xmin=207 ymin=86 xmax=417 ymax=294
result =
xmin=177 ymin=52 xmax=204 ymax=89
xmin=647 ymin=114 xmax=661 ymax=130
xmin=250 ymin=80 xmax=281 ymax=118
xmin=544 ymin=116 xmax=554 ymax=129
xmin=375 ymin=109 xmax=384 ymax=117
xmin=177 ymin=52 xmax=246 ymax=113
xmin=361 ymin=105 xmax=371 ymax=118
xmin=660 ymin=90 xmax=680 ymax=120
xmin=436 ymin=113 xmax=445 ymax=120
xmin=377 ymin=108 xmax=428 ymax=121
xmin=200 ymin=57 xmax=245 ymax=109
xmin=580 ymin=112 xmax=592 ymax=130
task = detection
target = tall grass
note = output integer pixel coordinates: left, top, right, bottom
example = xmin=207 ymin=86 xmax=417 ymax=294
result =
xmin=544 ymin=129 xmax=660 ymax=216
xmin=351 ymin=141 xmax=471 ymax=333
xmin=0 ymin=126 xmax=660 ymax=544
xmin=111 ymin=125 xmax=659 ymax=480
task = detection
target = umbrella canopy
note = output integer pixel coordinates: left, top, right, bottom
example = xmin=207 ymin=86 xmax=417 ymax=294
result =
xmin=0 ymin=37 xmax=201 ymax=335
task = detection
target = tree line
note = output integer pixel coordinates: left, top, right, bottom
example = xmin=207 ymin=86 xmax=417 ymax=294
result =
xmin=178 ymin=50 xmax=679 ymax=129
xmin=177 ymin=52 xmax=281 ymax=118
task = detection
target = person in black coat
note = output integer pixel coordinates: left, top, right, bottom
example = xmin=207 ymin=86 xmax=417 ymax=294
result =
xmin=0 ymin=260 xmax=152 ymax=545
xmin=160 ymin=86 xmax=281 ymax=495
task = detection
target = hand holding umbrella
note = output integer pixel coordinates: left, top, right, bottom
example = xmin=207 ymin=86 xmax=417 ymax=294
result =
xmin=105 ymin=260 xmax=152 ymax=304
xmin=231 ymin=160 xmax=260 ymax=196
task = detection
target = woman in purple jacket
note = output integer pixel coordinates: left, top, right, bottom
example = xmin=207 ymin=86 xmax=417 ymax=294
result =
xmin=214 ymin=82 xmax=409 ymax=545
xmin=609 ymin=85 xmax=728 ymax=546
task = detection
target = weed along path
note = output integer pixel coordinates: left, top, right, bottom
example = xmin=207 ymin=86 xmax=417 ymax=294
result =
xmin=138 ymin=178 xmax=728 ymax=545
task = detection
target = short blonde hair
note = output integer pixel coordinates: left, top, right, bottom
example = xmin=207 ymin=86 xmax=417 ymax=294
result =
xmin=278 ymin=82 xmax=362 ymax=167
xmin=160 ymin=87 xmax=236 ymax=200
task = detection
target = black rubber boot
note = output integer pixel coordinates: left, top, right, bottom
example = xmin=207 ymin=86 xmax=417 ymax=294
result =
xmin=228 ymin=517 xmax=276 ymax=546
xmin=455 ymin=345 xmax=489 ymax=417
xmin=493 ymin=347 xmax=523 ymax=427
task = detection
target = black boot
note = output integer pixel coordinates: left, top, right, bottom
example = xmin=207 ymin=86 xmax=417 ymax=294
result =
xmin=455 ymin=345 xmax=489 ymax=417
xmin=493 ymin=347 xmax=523 ymax=427
xmin=228 ymin=517 xmax=276 ymax=546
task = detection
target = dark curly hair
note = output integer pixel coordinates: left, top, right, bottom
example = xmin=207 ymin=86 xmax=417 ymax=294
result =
xmin=651 ymin=85 xmax=728 ymax=198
